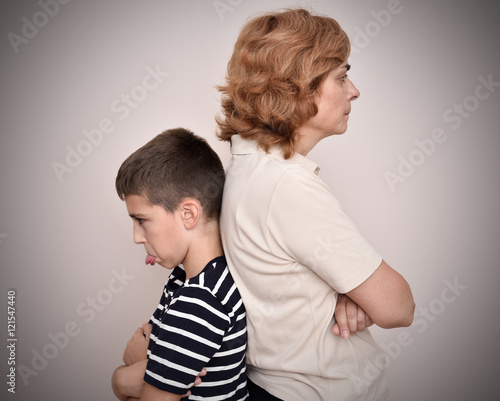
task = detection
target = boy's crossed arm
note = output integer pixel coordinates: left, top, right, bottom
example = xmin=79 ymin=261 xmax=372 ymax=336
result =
xmin=112 ymin=323 xmax=150 ymax=401
xmin=112 ymin=360 xmax=148 ymax=401
xmin=112 ymin=302 xmax=370 ymax=400
xmin=112 ymin=323 xmax=205 ymax=401
xmin=123 ymin=324 xmax=151 ymax=367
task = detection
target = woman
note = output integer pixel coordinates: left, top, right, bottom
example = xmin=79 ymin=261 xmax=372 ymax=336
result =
xmin=217 ymin=8 xmax=415 ymax=401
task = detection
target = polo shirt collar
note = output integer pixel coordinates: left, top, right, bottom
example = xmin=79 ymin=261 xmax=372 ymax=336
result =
xmin=230 ymin=134 xmax=321 ymax=175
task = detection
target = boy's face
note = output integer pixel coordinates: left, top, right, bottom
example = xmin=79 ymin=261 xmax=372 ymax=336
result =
xmin=124 ymin=194 xmax=188 ymax=270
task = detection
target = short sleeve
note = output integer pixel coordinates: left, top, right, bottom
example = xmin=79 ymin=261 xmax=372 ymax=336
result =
xmin=144 ymin=285 xmax=230 ymax=394
xmin=266 ymin=168 xmax=382 ymax=293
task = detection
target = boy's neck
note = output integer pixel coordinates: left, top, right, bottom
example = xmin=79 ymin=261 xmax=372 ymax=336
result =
xmin=182 ymin=220 xmax=223 ymax=280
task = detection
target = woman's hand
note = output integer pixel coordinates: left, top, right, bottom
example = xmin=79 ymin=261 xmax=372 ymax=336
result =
xmin=332 ymin=294 xmax=373 ymax=338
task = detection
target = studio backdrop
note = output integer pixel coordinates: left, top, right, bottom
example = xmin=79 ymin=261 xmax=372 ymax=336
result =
xmin=1 ymin=1 xmax=499 ymax=400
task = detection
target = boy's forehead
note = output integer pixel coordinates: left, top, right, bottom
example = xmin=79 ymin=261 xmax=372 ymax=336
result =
xmin=125 ymin=194 xmax=153 ymax=212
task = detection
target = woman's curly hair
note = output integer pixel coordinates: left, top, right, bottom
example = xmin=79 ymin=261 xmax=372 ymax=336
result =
xmin=216 ymin=8 xmax=350 ymax=158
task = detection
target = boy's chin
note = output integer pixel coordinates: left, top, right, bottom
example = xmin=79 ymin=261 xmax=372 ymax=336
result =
xmin=158 ymin=262 xmax=176 ymax=270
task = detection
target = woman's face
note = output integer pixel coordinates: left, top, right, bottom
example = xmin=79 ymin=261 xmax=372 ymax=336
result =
xmin=300 ymin=62 xmax=360 ymax=142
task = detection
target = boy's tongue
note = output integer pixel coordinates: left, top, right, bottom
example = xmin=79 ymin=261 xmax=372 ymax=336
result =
xmin=145 ymin=255 xmax=156 ymax=265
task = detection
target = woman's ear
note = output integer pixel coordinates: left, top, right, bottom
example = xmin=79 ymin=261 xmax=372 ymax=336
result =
xmin=178 ymin=198 xmax=201 ymax=230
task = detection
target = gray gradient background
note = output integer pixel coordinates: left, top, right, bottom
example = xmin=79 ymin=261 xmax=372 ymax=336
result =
xmin=1 ymin=0 xmax=499 ymax=400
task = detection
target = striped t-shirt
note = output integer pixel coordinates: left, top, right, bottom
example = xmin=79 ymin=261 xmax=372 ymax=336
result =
xmin=144 ymin=256 xmax=249 ymax=400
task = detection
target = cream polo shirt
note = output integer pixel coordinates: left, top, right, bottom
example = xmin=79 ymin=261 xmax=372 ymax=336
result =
xmin=220 ymin=135 xmax=388 ymax=401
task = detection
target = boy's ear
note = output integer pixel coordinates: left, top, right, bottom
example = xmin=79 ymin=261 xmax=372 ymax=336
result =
xmin=179 ymin=198 xmax=201 ymax=230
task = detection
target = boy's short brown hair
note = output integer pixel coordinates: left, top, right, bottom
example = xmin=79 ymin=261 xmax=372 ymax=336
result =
xmin=116 ymin=128 xmax=225 ymax=220
xmin=216 ymin=8 xmax=350 ymax=159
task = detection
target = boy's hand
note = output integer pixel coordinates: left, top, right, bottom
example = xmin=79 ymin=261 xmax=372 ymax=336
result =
xmin=123 ymin=323 xmax=152 ymax=366
xmin=333 ymin=294 xmax=373 ymax=339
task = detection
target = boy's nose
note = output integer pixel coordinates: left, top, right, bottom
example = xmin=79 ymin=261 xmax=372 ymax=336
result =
xmin=133 ymin=226 xmax=145 ymax=244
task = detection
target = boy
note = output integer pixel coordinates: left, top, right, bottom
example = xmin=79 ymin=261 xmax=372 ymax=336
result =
xmin=111 ymin=128 xmax=249 ymax=401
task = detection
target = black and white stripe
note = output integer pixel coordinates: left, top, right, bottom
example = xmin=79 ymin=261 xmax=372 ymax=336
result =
xmin=144 ymin=256 xmax=248 ymax=400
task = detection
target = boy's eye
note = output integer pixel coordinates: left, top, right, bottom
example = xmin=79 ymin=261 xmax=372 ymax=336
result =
xmin=340 ymin=74 xmax=348 ymax=82
xmin=135 ymin=218 xmax=145 ymax=225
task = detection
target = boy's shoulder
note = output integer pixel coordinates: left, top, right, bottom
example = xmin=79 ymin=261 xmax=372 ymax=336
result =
xmin=186 ymin=256 xmax=232 ymax=293
xmin=183 ymin=256 xmax=244 ymax=316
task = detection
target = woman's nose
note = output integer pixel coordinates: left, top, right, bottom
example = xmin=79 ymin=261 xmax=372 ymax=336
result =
xmin=349 ymin=79 xmax=360 ymax=101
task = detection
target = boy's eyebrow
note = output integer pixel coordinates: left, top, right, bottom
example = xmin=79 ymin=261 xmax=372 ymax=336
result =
xmin=129 ymin=213 xmax=146 ymax=219
xmin=344 ymin=64 xmax=351 ymax=72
